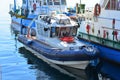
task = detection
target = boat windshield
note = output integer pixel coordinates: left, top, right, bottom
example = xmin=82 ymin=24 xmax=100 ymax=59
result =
xmin=54 ymin=0 xmax=60 ymax=5
xmin=59 ymin=19 xmax=71 ymax=24
xmin=58 ymin=27 xmax=77 ymax=38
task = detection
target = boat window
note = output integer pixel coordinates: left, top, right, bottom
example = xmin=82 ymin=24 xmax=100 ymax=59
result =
xmin=29 ymin=1 xmax=32 ymax=6
xmin=117 ymin=0 xmax=120 ymax=10
xmin=36 ymin=0 xmax=39 ymax=3
xmin=59 ymin=19 xmax=70 ymax=24
xmin=61 ymin=0 xmax=66 ymax=5
xmin=47 ymin=0 xmax=53 ymax=5
xmin=30 ymin=28 xmax=36 ymax=36
xmin=50 ymin=27 xmax=56 ymax=37
xmin=72 ymin=27 xmax=77 ymax=36
xmin=53 ymin=0 xmax=60 ymax=5
xmin=43 ymin=0 xmax=47 ymax=5
xmin=105 ymin=0 xmax=120 ymax=10
xmin=59 ymin=27 xmax=72 ymax=37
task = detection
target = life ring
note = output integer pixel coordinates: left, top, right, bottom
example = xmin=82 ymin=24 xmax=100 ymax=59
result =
xmin=94 ymin=3 xmax=101 ymax=16
xmin=33 ymin=3 xmax=36 ymax=11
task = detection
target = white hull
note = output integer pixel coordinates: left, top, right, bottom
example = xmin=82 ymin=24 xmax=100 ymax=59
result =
xmin=24 ymin=46 xmax=89 ymax=70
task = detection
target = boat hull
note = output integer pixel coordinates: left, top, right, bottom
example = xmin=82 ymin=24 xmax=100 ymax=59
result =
xmin=18 ymin=35 xmax=99 ymax=69
xmin=11 ymin=17 xmax=22 ymax=32
xmin=78 ymin=37 xmax=120 ymax=64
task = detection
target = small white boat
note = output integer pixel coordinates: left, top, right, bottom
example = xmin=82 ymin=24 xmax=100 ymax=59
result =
xmin=18 ymin=13 xmax=99 ymax=70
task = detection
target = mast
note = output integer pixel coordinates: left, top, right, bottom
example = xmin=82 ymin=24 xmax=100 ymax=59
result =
xmin=80 ymin=0 xmax=81 ymax=5
xmin=26 ymin=0 xmax=28 ymax=11
xmin=60 ymin=0 xmax=62 ymax=13
xmin=14 ymin=0 xmax=16 ymax=12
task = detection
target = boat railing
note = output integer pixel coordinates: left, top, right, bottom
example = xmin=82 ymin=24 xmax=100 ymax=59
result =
xmin=78 ymin=32 xmax=120 ymax=50
xmin=34 ymin=6 xmax=49 ymax=15
xmin=102 ymin=26 xmax=120 ymax=31
xmin=35 ymin=5 xmax=61 ymax=15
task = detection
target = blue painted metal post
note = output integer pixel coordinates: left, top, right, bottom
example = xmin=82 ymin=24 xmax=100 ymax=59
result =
xmin=26 ymin=0 xmax=28 ymax=10
xmin=14 ymin=0 xmax=16 ymax=12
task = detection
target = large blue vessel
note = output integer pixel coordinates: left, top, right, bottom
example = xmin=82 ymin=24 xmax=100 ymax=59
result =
xmin=9 ymin=0 xmax=67 ymax=32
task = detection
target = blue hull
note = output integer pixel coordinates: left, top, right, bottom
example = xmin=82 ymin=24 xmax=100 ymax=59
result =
xmin=18 ymin=35 xmax=99 ymax=61
xmin=78 ymin=37 xmax=120 ymax=64
xmin=99 ymin=61 xmax=120 ymax=80
xmin=22 ymin=14 xmax=37 ymax=27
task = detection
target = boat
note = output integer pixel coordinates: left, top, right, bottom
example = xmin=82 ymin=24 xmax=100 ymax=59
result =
xmin=77 ymin=0 xmax=120 ymax=64
xmin=18 ymin=13 xmax=99 ymax=70
xmin=9 ymin=0 xmax=67 ymax=32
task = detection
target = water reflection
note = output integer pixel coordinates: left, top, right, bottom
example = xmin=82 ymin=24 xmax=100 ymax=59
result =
xmin=10 ymin=26 xmax=19 ymax=53
xmin=19 ymin=47 xmax=76 ymax=80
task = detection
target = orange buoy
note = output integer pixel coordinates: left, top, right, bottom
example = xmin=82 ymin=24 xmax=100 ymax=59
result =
xmin=60 ymin=37 xmax=74 ymax=43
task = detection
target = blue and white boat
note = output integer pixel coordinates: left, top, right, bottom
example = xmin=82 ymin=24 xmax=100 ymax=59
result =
xmin=18 ymin=13 xmax=99 ymax=69
xmin=77 ymin=0 xmax=120 ymax=64
xmin=9 ymin=0 xmax=67 ymax=32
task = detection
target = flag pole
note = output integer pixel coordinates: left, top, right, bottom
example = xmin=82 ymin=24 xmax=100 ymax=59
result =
xmin=14 ymin=0 xmax=16 ymax=12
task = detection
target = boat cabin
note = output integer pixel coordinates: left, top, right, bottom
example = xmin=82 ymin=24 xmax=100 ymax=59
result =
xmin=21 ymin=0 xmax=67 ymax=15
xmin=35 ymin=14 xmax=78 ymax=42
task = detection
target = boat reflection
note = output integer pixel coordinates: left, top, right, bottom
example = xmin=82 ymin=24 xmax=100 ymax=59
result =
xmin=19 ymin=47 xmax=77 ymax=80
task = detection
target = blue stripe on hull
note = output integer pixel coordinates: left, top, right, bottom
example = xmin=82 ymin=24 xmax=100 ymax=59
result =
xmin=78 ymin=39 xmax=120 ymax=64
xmin=12 ymin=14 xmax=37 ymax=28
xmin=97 ymin=45 xmax=120 ymax=64
xmin=18 ymin=35 xmax=99 ymax=61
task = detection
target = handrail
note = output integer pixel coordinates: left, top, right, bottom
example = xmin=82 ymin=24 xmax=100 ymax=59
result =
xmin=102 ymin=26 xmax=120 ymax=31
xmin=98 ymin=16 xmax=120 ymax=21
